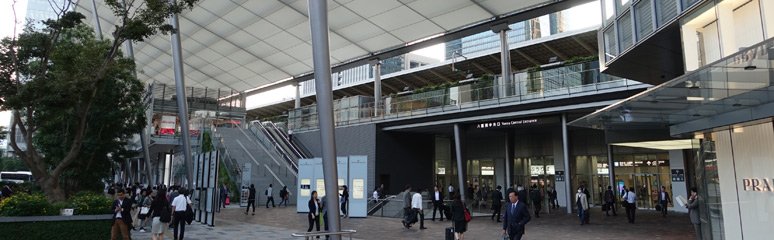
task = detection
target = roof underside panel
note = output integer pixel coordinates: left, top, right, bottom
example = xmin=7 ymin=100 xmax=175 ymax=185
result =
xmin=76 ymin=0 xmax=559 ymax=91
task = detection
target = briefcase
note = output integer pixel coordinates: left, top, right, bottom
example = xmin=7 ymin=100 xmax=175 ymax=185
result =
xmin=445 ymin=227 xmax=455 ymax=240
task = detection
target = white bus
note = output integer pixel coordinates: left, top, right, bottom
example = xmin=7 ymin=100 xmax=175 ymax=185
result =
xmin=0 ymin=171 xmax=33 ymax=184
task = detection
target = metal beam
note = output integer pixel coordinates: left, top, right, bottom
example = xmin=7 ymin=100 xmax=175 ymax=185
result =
xmin=542 ymin=43 xmax=568 ymax=60
xmin=561 ymin=114 xmax=571 ymax=214
xmin=308 ymin=1 xmax=342 ymax=238
xmin=513 ymin=49 xmax=541 ymax=66
xmin=471 ymin=61 xmax=494 ymax=74
xmin=428 ymin=69 xmax=454 ymax=82
xmin=373 ymin=62 xmax=382 ymax=117
xmin=169 ymin=0 xmax=194 ymax=189
xmin=572 ymin=36 xmax=597 ymax=55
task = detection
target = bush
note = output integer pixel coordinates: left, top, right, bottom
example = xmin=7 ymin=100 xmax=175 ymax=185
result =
xmin=0 ymin=193 xmax=55 ymax=216
xmin=0 ymin=220 xmax=111 ymax=239
xmin=69 ymin=192 xmax=112 ymax=215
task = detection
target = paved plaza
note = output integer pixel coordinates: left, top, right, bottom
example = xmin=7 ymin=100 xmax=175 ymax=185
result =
xmin=131 ymin=204 xmax=696 ymax=239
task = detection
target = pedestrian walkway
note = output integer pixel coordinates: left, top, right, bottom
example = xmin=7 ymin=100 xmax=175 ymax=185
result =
xmin=130 ymin=205 xmax=695 ymax=239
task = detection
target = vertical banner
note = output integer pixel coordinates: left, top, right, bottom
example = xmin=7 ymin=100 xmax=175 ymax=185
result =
xmin=240 ymin=163 xmax=252 ymax=207
xmin=297 ymin=158 xmax=321 ymax=213
xmin=348 ymin=156 xmax=368 ymax=218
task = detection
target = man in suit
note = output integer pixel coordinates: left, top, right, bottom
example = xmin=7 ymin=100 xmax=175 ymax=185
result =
xmin=491 ymin=186 xmax=503 ymax=222
xmin=431 ymin=186 xmax=445 ymax=221
xmin=502 ymin=191 xmax=531 ymax=240
xmin=658 ymin=186 xmax=671 ymax=217
xmin=687 ymin=187 xmax=701 ymax=240
xmin=111 ymin=189 xmax=133 ymax=240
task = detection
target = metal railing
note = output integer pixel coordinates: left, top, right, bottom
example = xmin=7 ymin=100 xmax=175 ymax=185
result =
xmin=367 ymin=195 xmax=396 ymax=216
xmin=291 ymin=230 xmax=357 ymax=240
xmin=210 ymin=128 xmax=242 ymax=187
xmin=288 ymin=62 xmax=649 ymax=131
xmin=267 ymin=121 xmax=310 ymax=159
xmin=247 ymin=122 xmax=299 ymax=173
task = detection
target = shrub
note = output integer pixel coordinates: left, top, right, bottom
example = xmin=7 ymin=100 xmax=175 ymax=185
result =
xmin=69 ymin=192 xmax=112 ymax=215
xmin=0 ymin=193 xmax=55 ymax=216
xmin=0 ymin=220 xmax=111 ymax=239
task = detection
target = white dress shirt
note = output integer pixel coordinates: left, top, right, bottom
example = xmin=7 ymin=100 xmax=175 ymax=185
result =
xmin=411 ymin=192 xmax=423 ymax=210
xmin=434 ymin=191 xmax=440 ymax=201
xmin=625 ymin=191 xmax=637 ymax=203
xmin=172 ymin=195 xmax=189 ymax=211
xmin=115 ymin=199 xmax=123 ymax=218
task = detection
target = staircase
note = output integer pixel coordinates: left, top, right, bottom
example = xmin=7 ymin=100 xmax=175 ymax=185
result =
xmin=213 ymin=126 xmax=298 ymax=205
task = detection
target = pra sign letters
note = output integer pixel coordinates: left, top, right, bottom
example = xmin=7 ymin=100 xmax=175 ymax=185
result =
xmin=742 ymin=178 xmax=774 ymax=192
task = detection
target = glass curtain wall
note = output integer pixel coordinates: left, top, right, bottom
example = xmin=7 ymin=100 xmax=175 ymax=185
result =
xmin=612 ymin=150 xmax=672 ymax=209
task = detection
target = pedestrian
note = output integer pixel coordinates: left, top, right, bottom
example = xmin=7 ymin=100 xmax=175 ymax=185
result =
xmin=603 ymin=186 xmax=617 ymax=216
xmin=266 ymin=184 xmax=275 ymax=208
xmin=111 ymin=189 xmax=133 ymax=240
xmin=451 ymin=194 xmax=467 ymax=240
xmin=502 ymin=190 xmax=530 ymax=240
xmin=307 ymin=191 xmax=321 ymax=234
xmin=547 ymin=185 xmax=557 ymax=209
xmin=687 ymin=187 xmax=701 ymax=240
xmin=624 ymin=187 xmax=637 ymax=223
xmin=149 ymin=190 xmax=170 ymax=240
xmin=516 ymin=185 xmax=527 ymax=206
xmin=287 ymin=129 xmax=293 ymax=142
xmin=447 ymin=184 xmax=454 ymax=200
xmin=220 ymin=183 xmax=229 ymax=209
xmin=245 ymin=184 xmax=256 ymax=215
xmin=431 ymin=186 xmax=445 ymax=221
xmin=658 ymin=186 xmax=671 ymax=217
xmin=321 ymin=195 xmax=331 ymax=239
xmin=576 ymin=187 xmax=589 ymax=225
xmin=279 ymin=186 xmax=290 ymax=207
xmin=467 ymin=184 xmax=474 ymax=202
xmin=491 ymin=186 xmax=503 ymax=222
xmin=411 ymin=188 xmax=426 ymax=230
xmin=529 ymin=184 xmax=542 ymax=218
xmin=372 ymin=187 xmax=380 ymax=204
xmin=138 ymin=190 xmax=152 ymax=232
xmin=340 ymin=185 xmax=349 ymax=216
xmin=401 ymin=185 xmax=414 ymax=228
xmin=171 ymin=189 xmax=191 ymax=240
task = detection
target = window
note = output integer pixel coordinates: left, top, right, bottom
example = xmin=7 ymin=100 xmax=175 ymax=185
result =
xmin=635 ymin=0 xmax=653 ymax=40
xmin=656 ymin=0 xmax=679 ymax=27
xmin=604 ymin=27 xmax=618 ymax=61
xmin=618 ymin=11 xmax=634 ymax=51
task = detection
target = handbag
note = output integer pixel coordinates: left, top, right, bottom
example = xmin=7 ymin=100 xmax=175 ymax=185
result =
xmin=140 ymin=207 xmax=150 ymax=215
xmin=185 ymin=205 xmax=194 ymax=224
xmin=160 ymin=205 xmax=172 ymax=223
xmin=225 ymin=196 xmax=230 ymax=205
xmin=463 ymin=207 xmax=472 ymax=222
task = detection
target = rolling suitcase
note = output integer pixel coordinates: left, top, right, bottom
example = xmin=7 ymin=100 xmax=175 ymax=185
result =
xmin=445 ymin=227 xmax=455 ymax=240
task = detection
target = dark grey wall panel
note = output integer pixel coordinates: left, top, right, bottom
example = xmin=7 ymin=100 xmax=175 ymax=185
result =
xmin=294 ymin=124 xmax=377 ymax=196
xmin=375 ymin=131 xmax=435 ymax=195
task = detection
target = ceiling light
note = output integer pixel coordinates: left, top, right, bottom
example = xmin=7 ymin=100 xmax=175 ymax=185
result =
xmin=686 ymin=96 xmax=704 ymax=101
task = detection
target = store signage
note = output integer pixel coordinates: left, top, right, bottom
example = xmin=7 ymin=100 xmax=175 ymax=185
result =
xmin=730 ymin=43 xmax=769 ymax=67
xmin=555 ymin=171 xmax=565 ymax=182
xmin=159 ymin=115 xmax=177 ymax=135
xmin=742 ymin=178 xmax=774 ymax=192
xmin=475 ymin=116 xmax=558 ymax=129
xmin=671 ymin=169 xmax=685 ymax=182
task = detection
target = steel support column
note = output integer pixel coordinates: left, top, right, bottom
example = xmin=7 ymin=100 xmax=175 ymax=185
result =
xmin=124 ymin=39 xmax=154 ymax=185
xmin=504 ymin=132 xmax=513 ymax=189
xmin=90 ymin=0 xmax=103 ymax=39
xmin=294 ymin=83 xmax=301 ymax=109
xmin=607 ymin=143 xmax=615 ymax=195
xmin=454 ymin=124 xmax=466 ymax=203
xmin=493 ymin=24 xmax=512 ymax=97
xmin=308 ymin=1 xmax=342 ymax=238
xmin=372 ymin=61 xmax=382 ymax=117
xmin=169 ymin=0 xmax=194 ymax=189
xmin=561 ymin=114 xmax=572 ymax=214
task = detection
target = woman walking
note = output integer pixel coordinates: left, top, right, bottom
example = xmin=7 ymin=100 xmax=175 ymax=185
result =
xmin=451 ymin=194 xmax=467 ymax=240
xmin=149 ymin=190 xmax=171 ymax=240
xmin=307 ymin=191 xmax=321 ymax=235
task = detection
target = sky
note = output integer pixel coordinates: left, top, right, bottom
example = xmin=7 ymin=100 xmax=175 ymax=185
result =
xmin=0 ymin=0 xmax=28 ymax=128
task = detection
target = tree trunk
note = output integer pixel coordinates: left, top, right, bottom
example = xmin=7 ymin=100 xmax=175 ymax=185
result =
xmin=40 ymin=176 xmax=67 ymax=203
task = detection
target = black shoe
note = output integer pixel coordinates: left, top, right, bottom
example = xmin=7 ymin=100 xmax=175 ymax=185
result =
xmin=252 ymin=213 xmax=255 ymax=215
xmin=497 ymin=220 xmax=501 ymax=222
xmin=420 ymin=227 xmax=427 ymax=230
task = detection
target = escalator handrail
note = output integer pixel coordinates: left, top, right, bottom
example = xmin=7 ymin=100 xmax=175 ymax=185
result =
xmin=268 ymin=122 xmax=309 ymax=159
xmin=248 ymin=123 xmax=298 ymax=172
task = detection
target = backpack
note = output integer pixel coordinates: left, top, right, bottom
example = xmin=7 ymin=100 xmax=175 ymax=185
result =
xmin=160 ymin=204 xmax=172 ymax=223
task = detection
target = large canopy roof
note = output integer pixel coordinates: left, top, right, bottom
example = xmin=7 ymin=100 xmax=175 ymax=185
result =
xmin=76 ymin=0 xmax=585 ymax=92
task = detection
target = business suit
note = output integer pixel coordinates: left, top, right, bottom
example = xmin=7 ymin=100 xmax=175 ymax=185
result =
xmin=658 ymin=190 xmax=671 ymax=216
xmin=687 ymin=196 xmax=701 ymax=240
xmin=502 ymin=201 xmax=531 ymax=240
xmin=111 ymin=199 xmax=133 ymax=240
xmin=307 ymin=198 xmax=321 ymax=232
xmin=490 ymin=190 xmax=503 ymax=222
xmin=431 ymin=190 xmax=445 ymax=221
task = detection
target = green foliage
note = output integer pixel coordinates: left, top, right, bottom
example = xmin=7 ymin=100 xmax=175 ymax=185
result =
xmin=202 ymin=131 xmax=213 ymax=153
xmin=218 ymin=161 xmax=239 ymax=200
xmin=0 ymin=220 xmax=111 ymax=240
xmin=0 ymin=157 xmax=28 ymax=172
xmin=0 ymin=193 xmax=55 ymax=216
xmin=564 ymin=55 xmax=597 ymax=65
xmin=69 ymin=192 xmax=112 ymax=215
xmin=0 ymin=191 xmax=111 ymax=216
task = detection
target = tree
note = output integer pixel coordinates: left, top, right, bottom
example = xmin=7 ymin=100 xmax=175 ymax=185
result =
xmin=0 ymin=0 xmax=199 ymax=202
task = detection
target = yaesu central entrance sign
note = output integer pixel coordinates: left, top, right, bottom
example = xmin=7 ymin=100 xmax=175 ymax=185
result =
xmin=742 ymin=178 xmax=774 ymax=192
